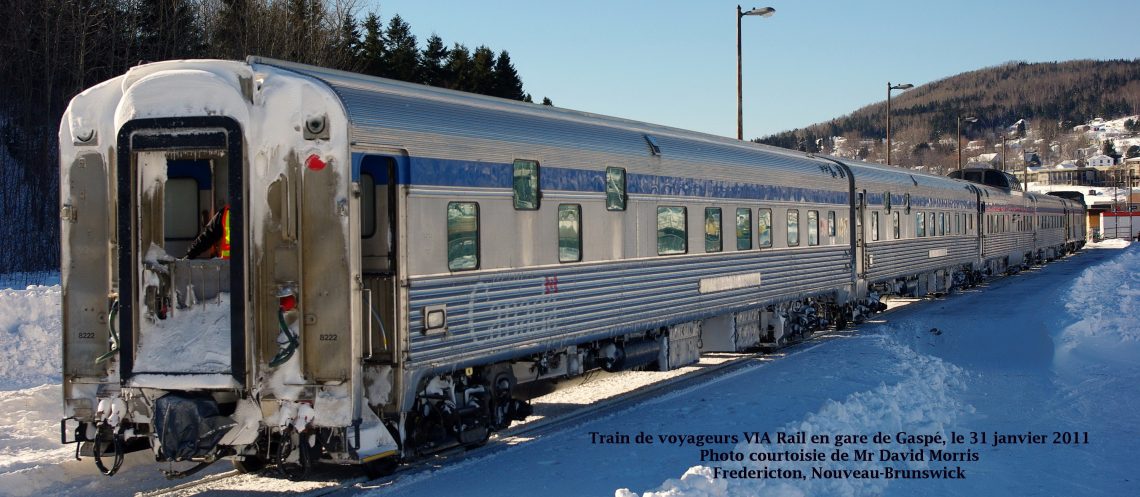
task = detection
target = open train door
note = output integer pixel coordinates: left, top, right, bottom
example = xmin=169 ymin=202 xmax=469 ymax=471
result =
xmin=352 ymin=151 xmax=403 ymax=470
xmin=356 ymin=154 xmax=399 ymax=366
xmin=116 ymin=117 xmax=246 ymax=388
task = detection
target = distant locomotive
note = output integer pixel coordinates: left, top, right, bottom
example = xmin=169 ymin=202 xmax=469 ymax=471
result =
xmin=58 ymin=57 xmax=1085 ymax=479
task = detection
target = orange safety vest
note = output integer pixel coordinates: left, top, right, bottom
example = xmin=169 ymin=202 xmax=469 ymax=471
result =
xmin=217 ymin=207 xmax=231 ymax=259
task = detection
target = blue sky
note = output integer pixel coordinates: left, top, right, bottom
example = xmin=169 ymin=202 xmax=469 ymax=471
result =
xmin=364 ymin=1 xmax=1139 ymax=139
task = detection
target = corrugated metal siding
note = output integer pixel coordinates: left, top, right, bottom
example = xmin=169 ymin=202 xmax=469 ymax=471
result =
xmin=865 ymin=237 xmax=975 ymax=281
xmin=1036 ymin=229 xmax=1065 ymax=250
xmin=983 ymin=233 xmax=1021 ymax=259
xmin=405 ymin=247 xmax=851 ymax=367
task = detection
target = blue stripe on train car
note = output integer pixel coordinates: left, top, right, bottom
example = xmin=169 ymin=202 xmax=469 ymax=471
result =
xmin=352 ymin=152 xmax=857 ymax=205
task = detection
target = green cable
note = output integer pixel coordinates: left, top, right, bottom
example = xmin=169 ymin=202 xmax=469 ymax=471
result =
xmin=95 ymin=301 xmax=120 ymax=364
xmin=269 ymin=308 xmax=300 ymax=368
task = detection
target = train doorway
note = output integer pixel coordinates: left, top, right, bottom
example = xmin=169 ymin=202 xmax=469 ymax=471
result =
xmin=116 ymin=117 xmax=245 ymax=385
xmin=359 ymin=155 xmax=398 ymax=366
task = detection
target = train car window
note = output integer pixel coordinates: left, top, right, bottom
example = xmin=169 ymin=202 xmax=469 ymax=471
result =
xmin=939 ymin=212 xmax=946 ymax=236
xmin=558 ymin=204 xmax=582 ymax=262
xmin=892 ymin=212 xmax=900 ymax=239
xmin=916 ymin=212 xmax=926 ymax=237
xmin=758 ymin=209 xmax=772 ymax=248
xmin=883 ymin=192 xmax=892 ymax=212
xmin=705 ymin=207 xmax=722 ymax=252
xmin=969 ymin=214 xmax=973 ymax=232
xmin=904 ymin=193 xmax=911 ymax=214
xmin=512 ymin=159 xmax=540 ymax=210
xmin=605 ymin=167 xmax=627 ymax=211
xmin=808 ymin=210 xmax=820 ymax=245
xmin=787 ymin=209 xmax=800 ymax=246
xmin=446 ymin=202 xmax=480 ymax=271
xmin=163 ymin=177 xmax=200 ymax=240
xmin=827 ymin=211 xmax=836 ymax=237
xmin=360 ymin=173 xmax=376 ymax=239
xmin=870 ymin=212 xmax=879 ymax=242
xmin=928 ymin=212 xmax=936 ymax=236
xmin=657 ymin=206 xmax=687 ymax=255
xmin=736 ymin=208 xmax=752 ymax=250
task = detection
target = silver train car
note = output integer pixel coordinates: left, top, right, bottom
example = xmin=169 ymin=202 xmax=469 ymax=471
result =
xmin=58 ymin=58 xmax=1084 ymax=478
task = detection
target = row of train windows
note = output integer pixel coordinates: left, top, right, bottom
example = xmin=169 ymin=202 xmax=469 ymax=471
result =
xmin=446 ymin=202 xmax=841 ymax=271
xmin=675 ymin=207 xmax=837 ymax=255
xmin=982 ymin=213 xmax=1065 ymax=235
xmin=879 ymin=211 xmax=975 ymax=241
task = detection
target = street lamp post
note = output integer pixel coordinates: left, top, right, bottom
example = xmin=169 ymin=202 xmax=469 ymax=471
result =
xmin=1001 ymin=134 xmax=1007 ymax=171
xmin=886 ymin=82 xmax=913 ymax=165
xmin=957 ymin=115 xmax=977 ymax=171
xmin=737 ymin=5 xmax=775 ymax=141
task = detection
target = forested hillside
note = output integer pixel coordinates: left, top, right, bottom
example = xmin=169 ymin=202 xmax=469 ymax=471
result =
xmin=759 ymin=60 xmax=1140 ymax=169
xmin=0 ymin=0 xmax=535 ymax=277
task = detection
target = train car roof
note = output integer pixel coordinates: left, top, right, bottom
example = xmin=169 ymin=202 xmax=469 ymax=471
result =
xmin=833 ymin=158 xmax=979 ymax=196
xmin=247 ymin=56 xmax=850 ymax=179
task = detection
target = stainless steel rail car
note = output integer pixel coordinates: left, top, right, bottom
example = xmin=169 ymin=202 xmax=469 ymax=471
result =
xmin=845 ymin=161 xmax=982 ymax=296
xmin=58 ymin=57 xmax=1082 ymax=479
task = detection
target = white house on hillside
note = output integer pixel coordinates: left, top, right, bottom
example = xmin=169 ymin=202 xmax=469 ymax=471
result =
xmin=967 ymin=153 xmax=1001 ymax=168
xmin=1088 ymin=154 xmax=1115 ymax=167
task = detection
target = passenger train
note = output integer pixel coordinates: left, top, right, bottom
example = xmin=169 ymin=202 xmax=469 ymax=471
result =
xmin=58 ymin=57 xmax=1085 ymax=478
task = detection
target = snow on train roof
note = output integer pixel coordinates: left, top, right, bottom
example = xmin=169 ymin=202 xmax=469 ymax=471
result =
xmin=247 ymin=56 xmax=841 ymax=178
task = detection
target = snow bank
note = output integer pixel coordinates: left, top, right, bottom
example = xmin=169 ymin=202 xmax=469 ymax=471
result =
xmin=1056 ymin=244 xmax=1140 ymax=360
xmin=623 ymin=336 xmax=971 ymax=497
xmin=0 ymin=286 xmax=61 ymax=390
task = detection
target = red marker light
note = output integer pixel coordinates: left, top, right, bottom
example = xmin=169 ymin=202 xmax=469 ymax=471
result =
xmin=279 ymin=294 xmax=297 ymax=311
xmin=305 ymin=154 xmax=326 ymax=171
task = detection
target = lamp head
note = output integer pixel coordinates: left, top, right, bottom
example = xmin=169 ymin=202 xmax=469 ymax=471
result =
xmin=742 ymin=6 xmax=775 ymax=17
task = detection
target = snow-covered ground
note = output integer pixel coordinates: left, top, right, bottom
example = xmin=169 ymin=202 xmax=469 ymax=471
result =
xmin=1 ymin=240 xmax=1136 ymax=496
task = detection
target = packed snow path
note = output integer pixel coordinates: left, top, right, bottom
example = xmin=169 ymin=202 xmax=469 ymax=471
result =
xmin=0 ymin=243 xmax=1136 ymax=496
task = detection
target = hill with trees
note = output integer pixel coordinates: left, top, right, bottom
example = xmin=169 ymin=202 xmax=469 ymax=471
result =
xmin=0 ymin=0 xmax=541 ymax=277
xmin=758 ymin=59 xmax=1140 ymax=171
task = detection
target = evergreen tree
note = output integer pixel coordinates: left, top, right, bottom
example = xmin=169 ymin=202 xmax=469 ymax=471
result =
xmin=443 ymin=43 xmax=472 ymax=90
xmin=381 ymin=14 xmax=419 ymax=82
xmin=1125 ymin=145 xmax=1140 ymax=159
xmin=1103 ymin=139 xmax=1119 ymax=159
xmin=359 ymin=13 xmax=384 ymax=77
xmin=542 ymin=97 xmax=553 ymax=106
xmin=469 ymin=45 xmax=496 ymax=95
xmin=491 ymin=50 xmax=525 ymax=100
xmin=421 ymin=34 xmax=450 ymax=87
xmin=331 ymin=14 xmax=362 ymax=71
